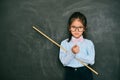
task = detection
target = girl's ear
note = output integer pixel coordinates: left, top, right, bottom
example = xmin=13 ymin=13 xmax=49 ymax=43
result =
xmin=84 ymin=29 xmax=86 ymax=31
xmin=83 ymin=27 xmax=87 ymax=32
xmin=69 ymin=26 xmax=71 ymax=31
xmin=69 ymin=28 xmax=71 ymax=31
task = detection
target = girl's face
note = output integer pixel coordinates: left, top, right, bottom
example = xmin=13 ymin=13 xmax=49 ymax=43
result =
xmin=69 ymin=19 xmax=85 ymax=38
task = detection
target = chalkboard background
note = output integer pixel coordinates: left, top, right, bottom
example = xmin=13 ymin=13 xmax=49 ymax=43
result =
xmin=0 ymin=0 xmax=120 ymax=80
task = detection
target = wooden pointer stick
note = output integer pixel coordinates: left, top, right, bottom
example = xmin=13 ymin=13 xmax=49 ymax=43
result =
xmin=32 ymin=26 xmax=67 ymax=52
xmin=32 ymin=26 xmax=98 ymax=75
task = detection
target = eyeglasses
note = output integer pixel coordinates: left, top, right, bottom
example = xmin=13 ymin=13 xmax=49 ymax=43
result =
xmin=70 ymin=26 xmax=84 ymax=32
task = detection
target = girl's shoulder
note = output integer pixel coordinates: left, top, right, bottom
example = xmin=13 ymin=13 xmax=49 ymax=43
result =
xmin=60 ymin=38 xmax=69 ymax=44
xmin=84 ymin=38 xmax=94 ymax=46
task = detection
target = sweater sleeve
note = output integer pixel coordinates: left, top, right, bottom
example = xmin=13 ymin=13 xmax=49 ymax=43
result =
xmin=75 ymin=40 xmax=95 ymax=65
xmin=59 ymin=40 xmax=75 ymax=66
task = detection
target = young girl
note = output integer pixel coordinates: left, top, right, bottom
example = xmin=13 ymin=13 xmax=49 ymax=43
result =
xmin=59 ymin=12 xmax=95 ymax=80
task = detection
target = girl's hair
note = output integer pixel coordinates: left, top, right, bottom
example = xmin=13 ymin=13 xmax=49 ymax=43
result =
xmin=67 ymin=12 xmax=87 ymax=42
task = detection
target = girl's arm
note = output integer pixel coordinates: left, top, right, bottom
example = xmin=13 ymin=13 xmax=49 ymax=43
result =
xmin=75 ymin=40 xmax=95 ymax=65
xmin=59 ymin=40 xmax=75 ymax=66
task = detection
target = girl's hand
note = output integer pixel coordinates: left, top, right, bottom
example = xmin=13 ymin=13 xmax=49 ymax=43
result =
xmin=72 ymin=45 xmax=80 ymax=54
